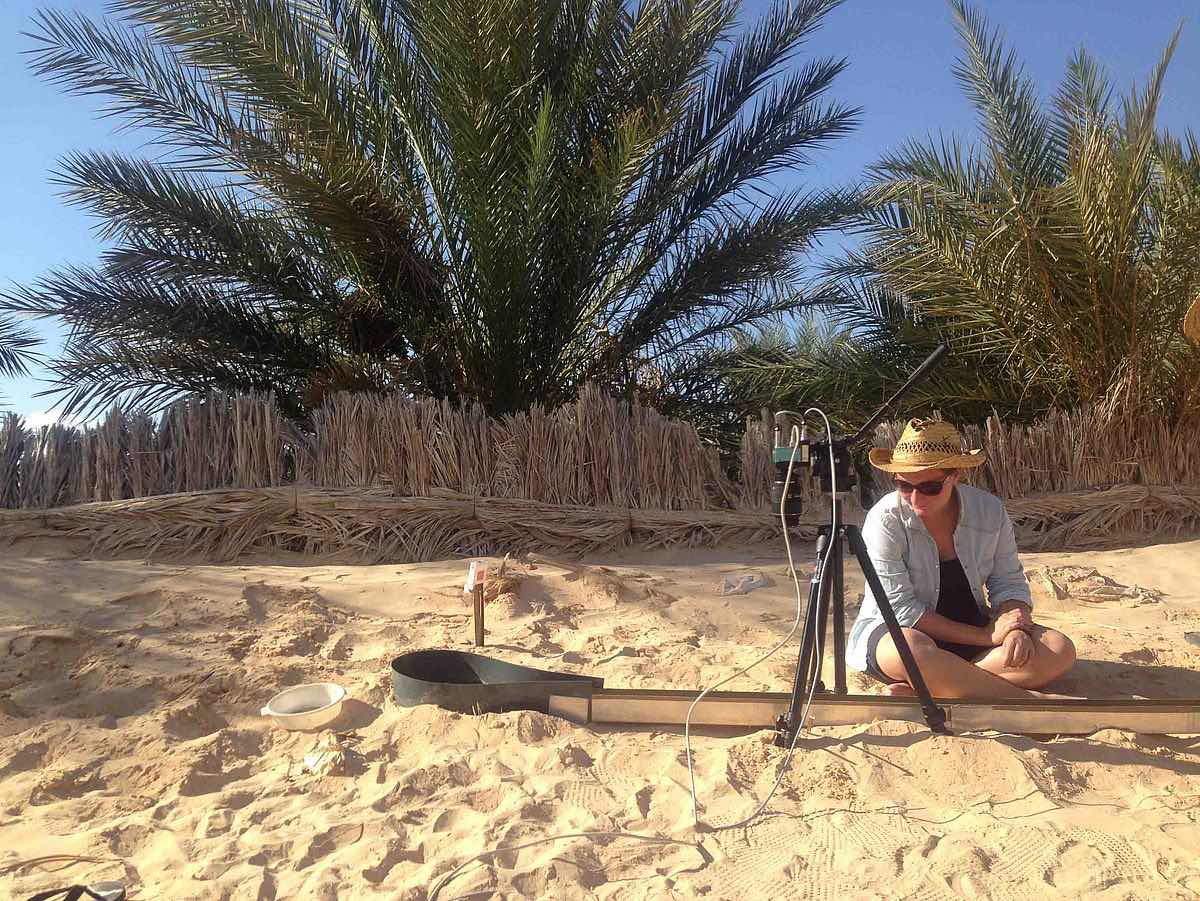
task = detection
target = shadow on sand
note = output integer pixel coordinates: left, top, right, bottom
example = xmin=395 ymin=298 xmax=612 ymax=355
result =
xmin=1054 ymin=656 xmax=1200 ymax=700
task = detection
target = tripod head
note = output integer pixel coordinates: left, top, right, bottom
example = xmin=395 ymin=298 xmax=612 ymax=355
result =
xmin=770 ymin=345 xmax=948 ymax=525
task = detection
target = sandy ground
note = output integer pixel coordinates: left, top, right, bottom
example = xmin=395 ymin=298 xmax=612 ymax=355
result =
xmin=1 ymin=536 xmax=1199 ymax=899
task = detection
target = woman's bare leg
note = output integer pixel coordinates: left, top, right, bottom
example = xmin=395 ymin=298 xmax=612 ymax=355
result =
xmin=973 ymin=624 xmax=1076 ymax=689
xmin=874 ymin=628 xmax=1040 ymax=699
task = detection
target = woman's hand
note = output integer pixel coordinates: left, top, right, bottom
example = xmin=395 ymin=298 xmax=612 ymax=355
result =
xmin=989 ymin=606 xmax=1032 ymax=645
xmin=1002 ymin=629 xmax=1034 ymax=668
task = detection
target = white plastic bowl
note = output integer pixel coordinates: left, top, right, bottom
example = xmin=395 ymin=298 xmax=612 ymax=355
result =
xmin=260 ymin=682 xmax=347 ymax=731
xmin=90 ymin=883 xmax=126 ymax=901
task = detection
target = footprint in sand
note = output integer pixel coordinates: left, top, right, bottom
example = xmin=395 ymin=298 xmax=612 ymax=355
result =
xmin=295 ymin=823 xmax=364 ymax=869
xmin=161 ymin=699 xmax=229 ymax=741
xmin=1046 ymin=829 xmax=1156 ymax=892
xmin=362 ymin=836 xmax=423 ymax=884
xmin=80 ymin=590 xmax=192 ymax=632
xmin=29 ymin=761 xmax=105 ymax=805
xmin=431 ymin=806 xmax=486 ymax=834
xmin=0 ymin=741 xmax=50 ymax=781
xmin=4 ymin=629 xmax=90 ymax=674
xmin=1121 ymin=648 xmax=1162 ymax=664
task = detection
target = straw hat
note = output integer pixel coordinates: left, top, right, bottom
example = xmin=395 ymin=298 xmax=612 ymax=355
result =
xmin=868 ymin=418 xmax=985 ymax=473
xmin=1185 ymin=294 xmax=1200 ymax=343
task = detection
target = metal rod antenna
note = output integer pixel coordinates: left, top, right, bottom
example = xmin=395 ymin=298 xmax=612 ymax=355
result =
xmin=848 ymin=344 xmax=948 ymax=446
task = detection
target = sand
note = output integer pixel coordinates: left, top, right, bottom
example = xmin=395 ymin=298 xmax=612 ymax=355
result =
xmin=1 ymin=537 xmax=1199 ymax=899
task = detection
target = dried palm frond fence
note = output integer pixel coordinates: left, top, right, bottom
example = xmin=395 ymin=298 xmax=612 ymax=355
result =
xmin=0 ymin=390 xmax=1198 ymax=560
xmin=0 ymin=488 xmax=785 ymax=562
xmin=0 ymin=386 xmax=743 ymax=510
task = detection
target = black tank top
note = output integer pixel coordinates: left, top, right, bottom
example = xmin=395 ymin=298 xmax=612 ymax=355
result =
xmin=936 ymin=559 xmax=989 ymax=626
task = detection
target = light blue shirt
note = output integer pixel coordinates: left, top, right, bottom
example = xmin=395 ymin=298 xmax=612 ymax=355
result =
xmin=846 ymin=484 xmax=1032 ymax=672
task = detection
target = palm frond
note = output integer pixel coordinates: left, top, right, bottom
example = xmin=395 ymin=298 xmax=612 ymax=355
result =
xmin=948 ymin=0 xmax=1060 ymax=189
xmin=0 ymin=315 xmax=39 ymax=380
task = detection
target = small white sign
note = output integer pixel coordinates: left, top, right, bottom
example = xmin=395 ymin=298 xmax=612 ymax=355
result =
xmin=463 ymin=559 xmax=488 ymax=593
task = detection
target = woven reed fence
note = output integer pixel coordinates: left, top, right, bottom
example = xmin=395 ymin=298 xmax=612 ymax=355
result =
xmin=0 ymin=385 xmax=742 ymax=511
xmin=1 ymin=389 xmax=1198 ymax=559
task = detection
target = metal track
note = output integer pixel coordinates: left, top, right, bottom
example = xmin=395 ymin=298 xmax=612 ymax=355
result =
xmin=549 ymin=688 xmax=1200 ymax=734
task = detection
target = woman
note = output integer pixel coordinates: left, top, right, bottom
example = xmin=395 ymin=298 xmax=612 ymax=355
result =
xmin=846 ymin=419 xmax=1076 ymax=698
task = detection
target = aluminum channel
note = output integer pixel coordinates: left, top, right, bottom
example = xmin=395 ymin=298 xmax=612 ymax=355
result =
xmin=550 ymin=689 xmax=1200 ymax=734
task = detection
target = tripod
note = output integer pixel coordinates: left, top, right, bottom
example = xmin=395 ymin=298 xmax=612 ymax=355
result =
xmin=771 ymin=346 xmax=954 ymax=747
xmin=774 ymin=495 xmax=948 ymax=746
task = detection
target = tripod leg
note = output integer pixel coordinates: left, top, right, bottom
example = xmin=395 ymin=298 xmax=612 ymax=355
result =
xmin=794 ymin=531 xmax=828 ymax=692
xmin=832 ymin=533 xmax=847 ymax=695
xmin=845 ymin=525 xmax=948 ymax=734
xmin=811 ymin=501 xmax=843 ymax=696
xmin=776 ymin=531 xmax=830 ymax=745
xmin=814 ymin=544 xmax=831 ymax=694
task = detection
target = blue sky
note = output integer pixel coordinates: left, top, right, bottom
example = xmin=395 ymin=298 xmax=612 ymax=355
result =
xmin=0 ymin=0 xmax=1196 ymax=421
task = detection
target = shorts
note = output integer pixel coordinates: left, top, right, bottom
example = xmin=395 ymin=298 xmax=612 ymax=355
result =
xmin=862 ymin=622 xmax=990 ymax=684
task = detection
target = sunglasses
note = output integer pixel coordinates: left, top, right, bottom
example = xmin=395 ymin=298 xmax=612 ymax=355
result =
xmin=894 ymin=477 xmax=948 ymax=496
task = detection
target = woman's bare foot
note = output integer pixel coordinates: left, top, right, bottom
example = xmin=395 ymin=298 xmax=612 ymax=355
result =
xmin=884 ymin=682 xmax=916 ymax=697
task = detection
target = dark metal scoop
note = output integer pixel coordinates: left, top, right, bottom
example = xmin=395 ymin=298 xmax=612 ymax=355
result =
xmin=390 ymin=649 xmax=602 ymax=715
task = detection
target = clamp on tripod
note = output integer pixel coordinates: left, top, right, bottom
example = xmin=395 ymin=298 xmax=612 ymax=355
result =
xmin=773 ymin=345 xmax=952 ymax=747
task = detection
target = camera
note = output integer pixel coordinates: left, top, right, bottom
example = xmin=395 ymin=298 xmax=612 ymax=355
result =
xmin=770 ymin=419 xmax=859 ymax=525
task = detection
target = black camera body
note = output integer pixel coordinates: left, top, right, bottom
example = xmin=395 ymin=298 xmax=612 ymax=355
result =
xmin=770 ymin=433 xmax=858 ymax=525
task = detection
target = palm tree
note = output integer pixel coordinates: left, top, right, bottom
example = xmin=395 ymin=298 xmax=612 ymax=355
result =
xmin=3 ymin=0 xmax=857 ymax=420
xmin=728 ymin=0 xmax=1200 ymax=427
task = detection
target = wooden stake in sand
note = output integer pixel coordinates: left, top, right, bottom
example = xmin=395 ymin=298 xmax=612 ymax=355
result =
xmin=464 ymin=560 xmax=487 ymax=647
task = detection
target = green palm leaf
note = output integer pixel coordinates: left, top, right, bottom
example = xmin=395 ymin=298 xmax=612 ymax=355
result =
xmin=0 ymin=315 xmax=38 ymax=381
